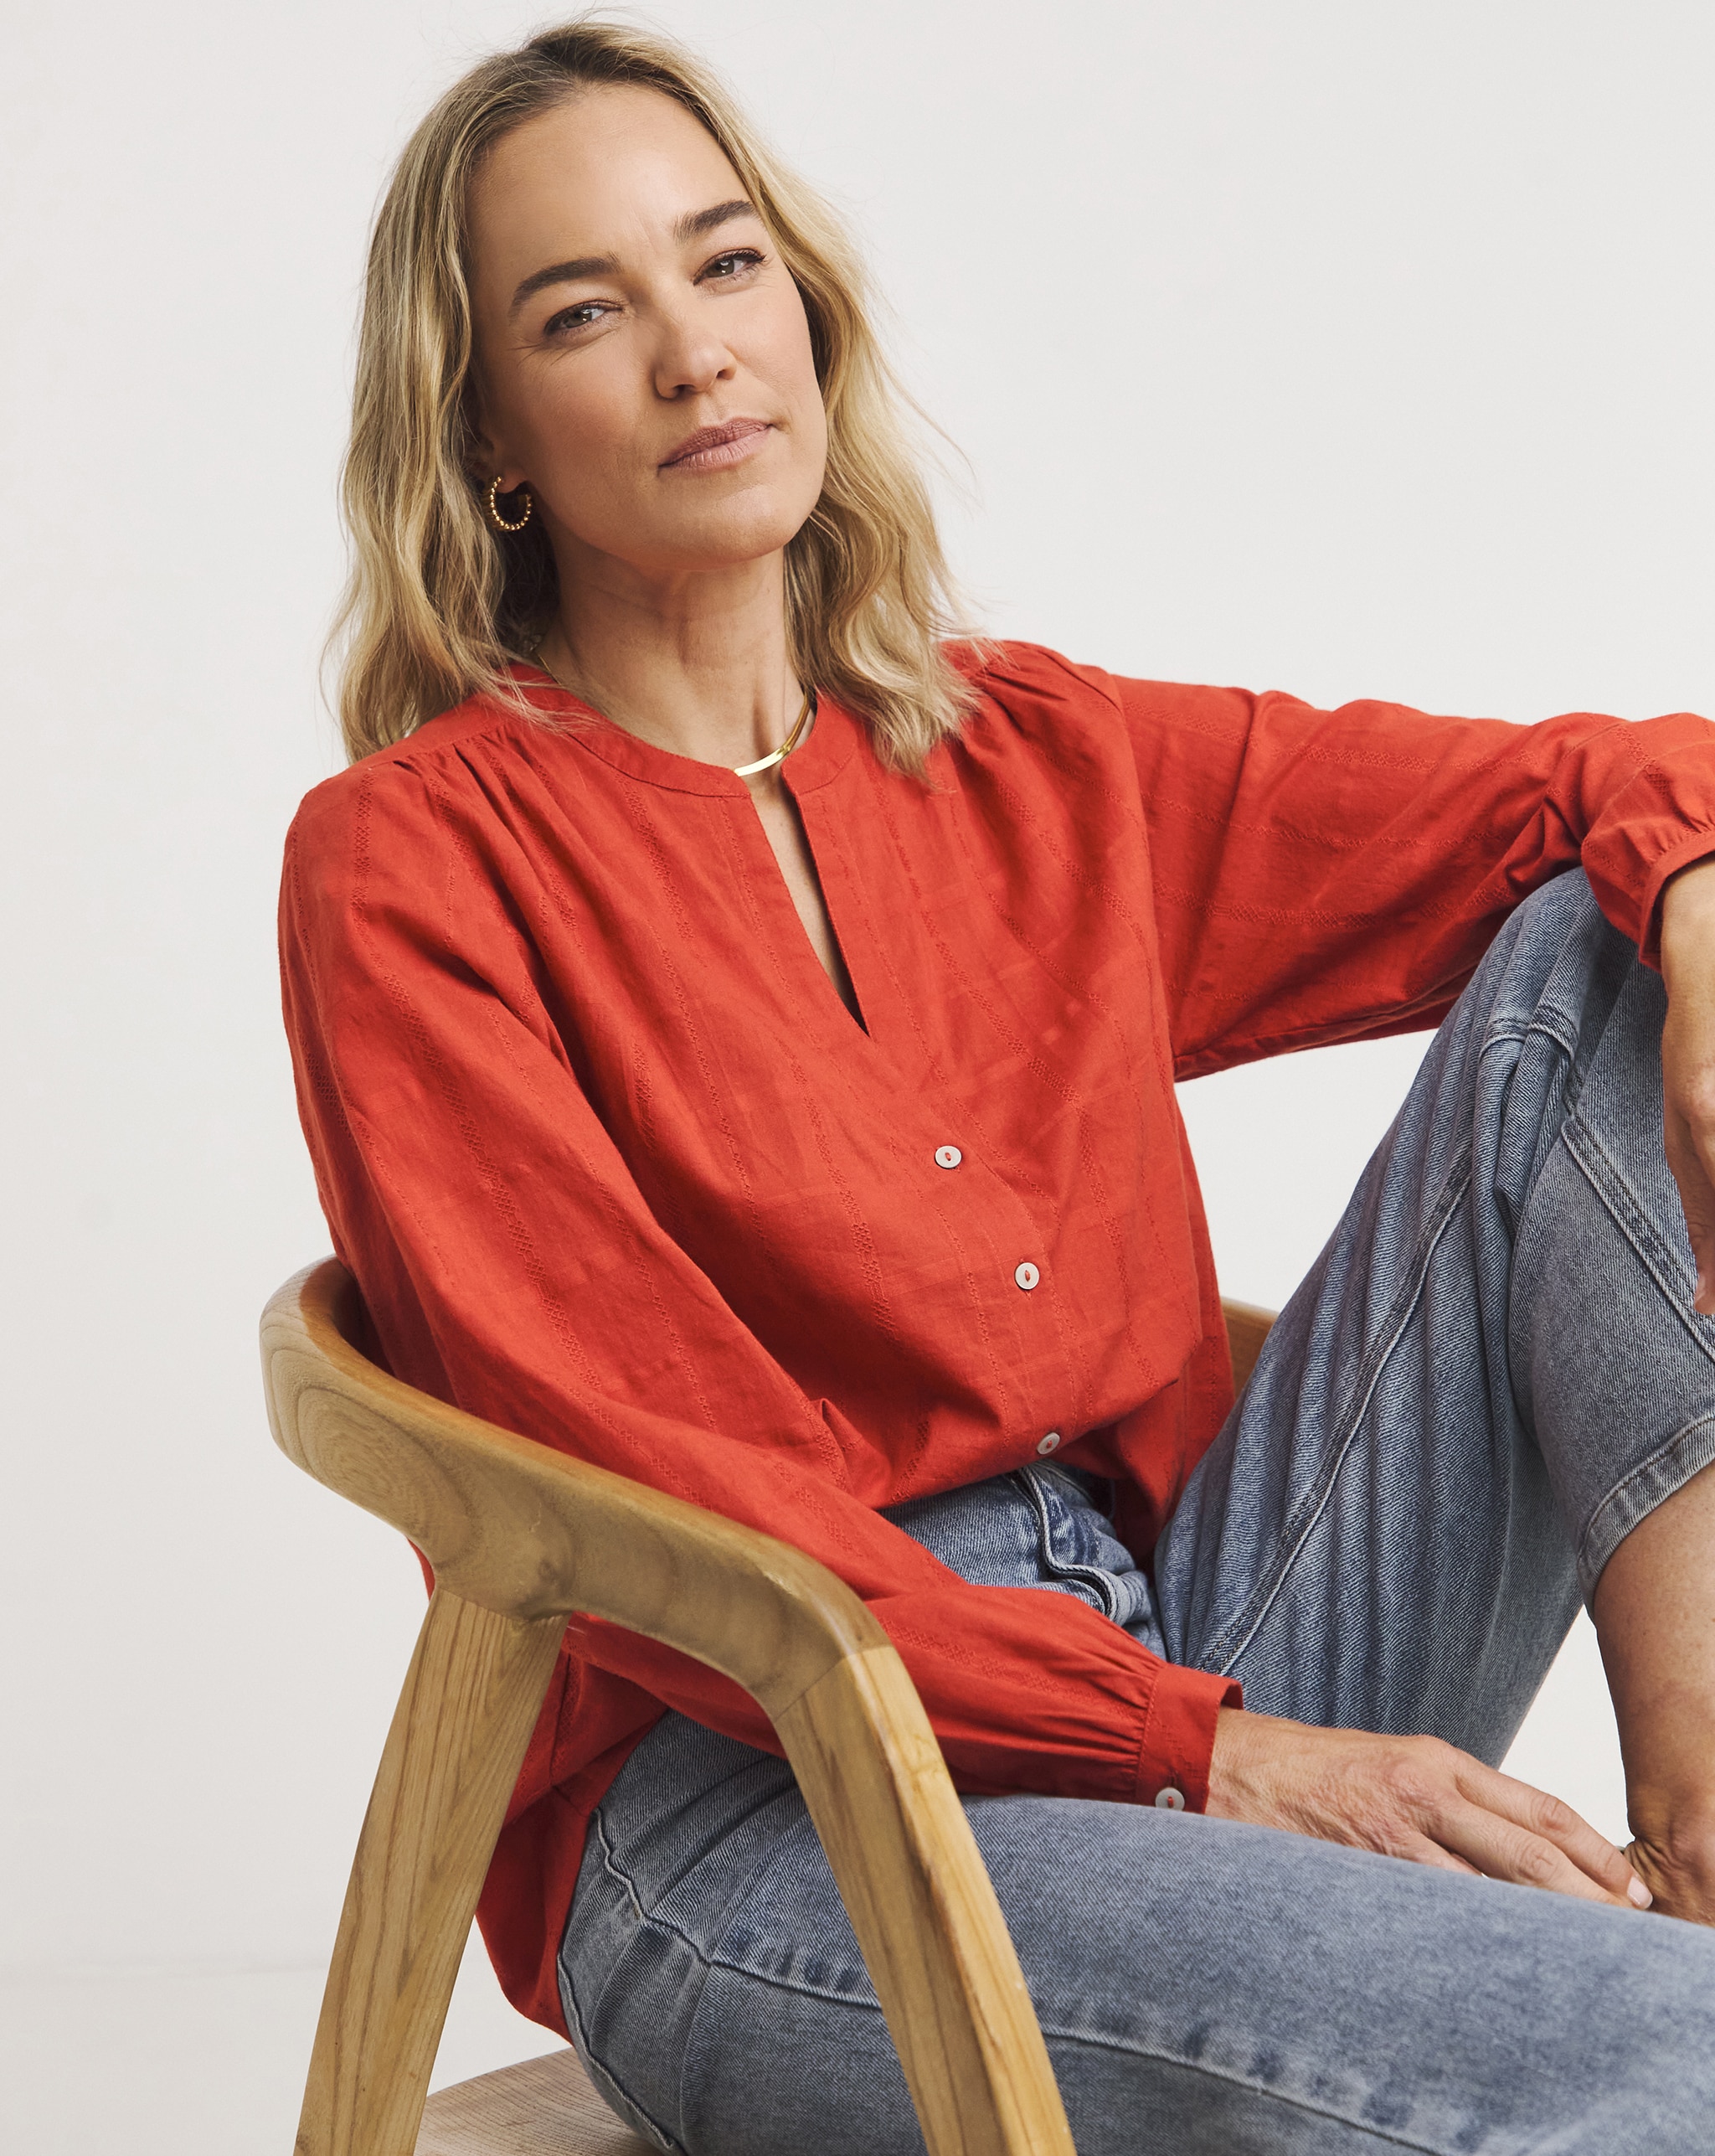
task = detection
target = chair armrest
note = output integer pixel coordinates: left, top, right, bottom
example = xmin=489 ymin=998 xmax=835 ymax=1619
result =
xmin=263 ymin=1258 xmax=883 ymax=1719
xmin=262 ymin=1260 xmax=1074 ymax=2156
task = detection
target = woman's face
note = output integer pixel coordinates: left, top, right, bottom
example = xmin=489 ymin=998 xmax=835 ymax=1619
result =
xmin=466 ymin=85 xmax=828 ymax=586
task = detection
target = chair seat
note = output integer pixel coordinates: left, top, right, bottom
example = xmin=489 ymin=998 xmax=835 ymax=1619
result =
xmin=415 ymin=2048 xmax=655 ymax=2155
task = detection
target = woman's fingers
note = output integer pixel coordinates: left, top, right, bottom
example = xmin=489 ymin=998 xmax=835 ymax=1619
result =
xmin=1434 ymin=1798 xmax=1632 ymax=1904
xmin=1360 ymin=1735 xmax=1648 ymax=1905
xmin=1470 ymin=1762 xmax=1640 ymax=1887
xmin=1393 ymin=1834 xmax=1481 ymax=1878
xmin=1439 ymin=1760 xmax=1650 ymax=1906
xmin=1208 ymin=1714 xmax=1651 ymax=1908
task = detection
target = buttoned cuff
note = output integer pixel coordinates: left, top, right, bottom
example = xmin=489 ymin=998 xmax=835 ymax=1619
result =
xmin=1136 ymin=1663 xmax=1241 ymax=1813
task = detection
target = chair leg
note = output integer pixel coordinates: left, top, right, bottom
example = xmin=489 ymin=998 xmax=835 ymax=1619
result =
xmin=294 ymin=1590 xmax=567 ymax=2156
xmin=776 ymin=1643 xmax=1076 ymax=2156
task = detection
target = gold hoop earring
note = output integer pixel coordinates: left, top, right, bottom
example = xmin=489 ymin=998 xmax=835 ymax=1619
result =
xmin=486 ymin=476 xmax=533 ymax=533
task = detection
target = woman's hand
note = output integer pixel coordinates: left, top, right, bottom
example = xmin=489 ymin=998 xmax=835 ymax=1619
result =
xmin=1206 ymin=1709 xmax=1653 ymax=1907
xmin=1661 ymin=855 xmax=1715 ymax=1317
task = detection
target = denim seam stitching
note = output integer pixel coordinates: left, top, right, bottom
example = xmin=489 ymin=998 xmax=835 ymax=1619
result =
xmin=1578 ymin=1406 xmax=1715 ymax=1588
xmin=585 ymin=1809 xmax=883 ymax=2009
xmin=1014 ymin=1467 xmax=1122 ymax=1619
xmin=602 ymin=1898 xmax=884 ymax=2014
xmin=1483 ymin=1014 xmax=1576 ymax=1060
xmin=704 ymin=1947 xmax=886 ymax=2012
xmin=1561 ymin=1117 xmax=1715 ymax=1373
xmin=582 ymin=1813 xmax=1474 ymax=2156
xmin=1204 ymin=1150 xmax=1476 ymax=1680
xmin=1027 ymin=2020 xmax=1469 ymax=2154
xmin=1556 ymin=1101 xmax=1715 ymax=1585
xmin=561 ymin=1815 xmax=688 ymax=2155
xmin=579 ymin=1874 xmax=1510 ymax=2156
xmin=590 ymin=1803 xmax=650 ymax=1925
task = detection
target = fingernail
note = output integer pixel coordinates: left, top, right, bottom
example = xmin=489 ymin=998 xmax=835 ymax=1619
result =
xmin=1628 ymin=1876 xmax=1653 ymax=1909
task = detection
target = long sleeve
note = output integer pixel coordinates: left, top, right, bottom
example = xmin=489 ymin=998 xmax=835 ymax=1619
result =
xmin=279 ymin=658 xmax=1715 ymax=2034
xmin=280 ymin=758 xmax=1237 ymax=1821
xmin=1094 ymin=668 xmax=1715 ymax=1078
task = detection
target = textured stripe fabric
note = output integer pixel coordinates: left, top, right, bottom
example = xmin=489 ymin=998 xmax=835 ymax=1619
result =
xmin=278 ymin=641 xmax=1715 ymax=2033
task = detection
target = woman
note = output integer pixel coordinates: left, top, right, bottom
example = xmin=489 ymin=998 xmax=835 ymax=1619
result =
xmin=282 ymin=20 xmax=1715 ymax=2152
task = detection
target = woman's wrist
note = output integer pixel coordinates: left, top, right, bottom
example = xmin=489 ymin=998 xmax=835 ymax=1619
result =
xmin=1206 ymin=1705 xmax=1295 ymax=1821
xmin=1660 ymin=854 xmax=1715 ymax=987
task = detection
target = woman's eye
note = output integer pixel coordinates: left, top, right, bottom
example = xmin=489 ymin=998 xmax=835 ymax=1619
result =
xmin=543 ymin=301 xmax=610 ymax=336
xmin=701 ymin=249 xmax=764 ymax=283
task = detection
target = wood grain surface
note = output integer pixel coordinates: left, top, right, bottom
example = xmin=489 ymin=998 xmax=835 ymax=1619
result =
xmin=778 ymin=1645 xmax=1072 ymax=2156
xmin=263 ymin=1261 xmax=1084 ymax=2156
xmin=415 ymin=2050 xmax=652 ymax=2156
xmin=294 ymin=1591 xmax=566 ymax=2156
xmin=268 ymin=1260 xmax=1276 ymax=2156
xmin=262 ymin=1262 xmax=884 ymax=1715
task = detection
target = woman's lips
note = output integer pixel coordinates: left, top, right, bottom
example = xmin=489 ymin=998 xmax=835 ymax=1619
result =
xmin=658 ymin=418 xmax=774 ymax=472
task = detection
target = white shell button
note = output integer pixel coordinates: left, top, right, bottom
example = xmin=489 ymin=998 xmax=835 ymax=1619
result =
xmin=1014 ymin=1261 xmax=1040 ymax=1292
xmin=1037 ymin=1431 xmax=1062 ymax=1457
xmin=935 ymin=1146 xmax=962 ymax=1169
xmin=1154 ymin=1787 xmax=1187 ymax=1811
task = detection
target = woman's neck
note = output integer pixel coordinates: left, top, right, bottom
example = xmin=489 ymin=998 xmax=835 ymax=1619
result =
xmin=538 ymin=548 xmax=803 ymax=770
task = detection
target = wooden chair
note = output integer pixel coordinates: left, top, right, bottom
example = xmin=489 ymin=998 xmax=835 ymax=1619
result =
xmin=262 ymin=1260 xmax=1277 ymax=2156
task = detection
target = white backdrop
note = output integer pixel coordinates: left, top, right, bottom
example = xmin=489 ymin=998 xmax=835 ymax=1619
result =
xmin=3 ymin=0 xmax=1710 ymax=2049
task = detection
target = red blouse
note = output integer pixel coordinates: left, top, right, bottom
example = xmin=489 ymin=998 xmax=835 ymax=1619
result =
xmin=279 ymin=642 xmax=1715 ymax=2033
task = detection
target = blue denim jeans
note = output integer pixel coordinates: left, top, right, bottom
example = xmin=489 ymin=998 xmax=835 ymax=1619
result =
xmin=558 ymin=872 xmax=1715 ymax=2153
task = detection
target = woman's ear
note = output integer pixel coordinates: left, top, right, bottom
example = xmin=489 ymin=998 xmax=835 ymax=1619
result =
xmin=463 ymin=393 xmax=525 ymax=496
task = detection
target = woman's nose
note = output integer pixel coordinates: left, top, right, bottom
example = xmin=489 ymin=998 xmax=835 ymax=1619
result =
xmin=651 ymin=306 xmax=736 ymax=400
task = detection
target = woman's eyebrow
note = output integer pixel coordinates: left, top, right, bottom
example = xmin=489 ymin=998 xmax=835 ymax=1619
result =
xmin=510 ymin=253 xmax=621 ymax=314
xmin=508 ymin=199 xmax=760 ymax=316
xmin=673 ymin=197 xmax=758 ymax=244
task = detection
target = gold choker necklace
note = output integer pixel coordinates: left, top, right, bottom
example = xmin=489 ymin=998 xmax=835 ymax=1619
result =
xmin=532 ymin=642 xmax=814 ymax=777
xmin=734 ymin=688 xmax=815 ymax=777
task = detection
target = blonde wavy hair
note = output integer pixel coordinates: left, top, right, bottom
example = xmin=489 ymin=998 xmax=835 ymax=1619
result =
xmin=331 ymin=16 xmax=978 ymax=772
